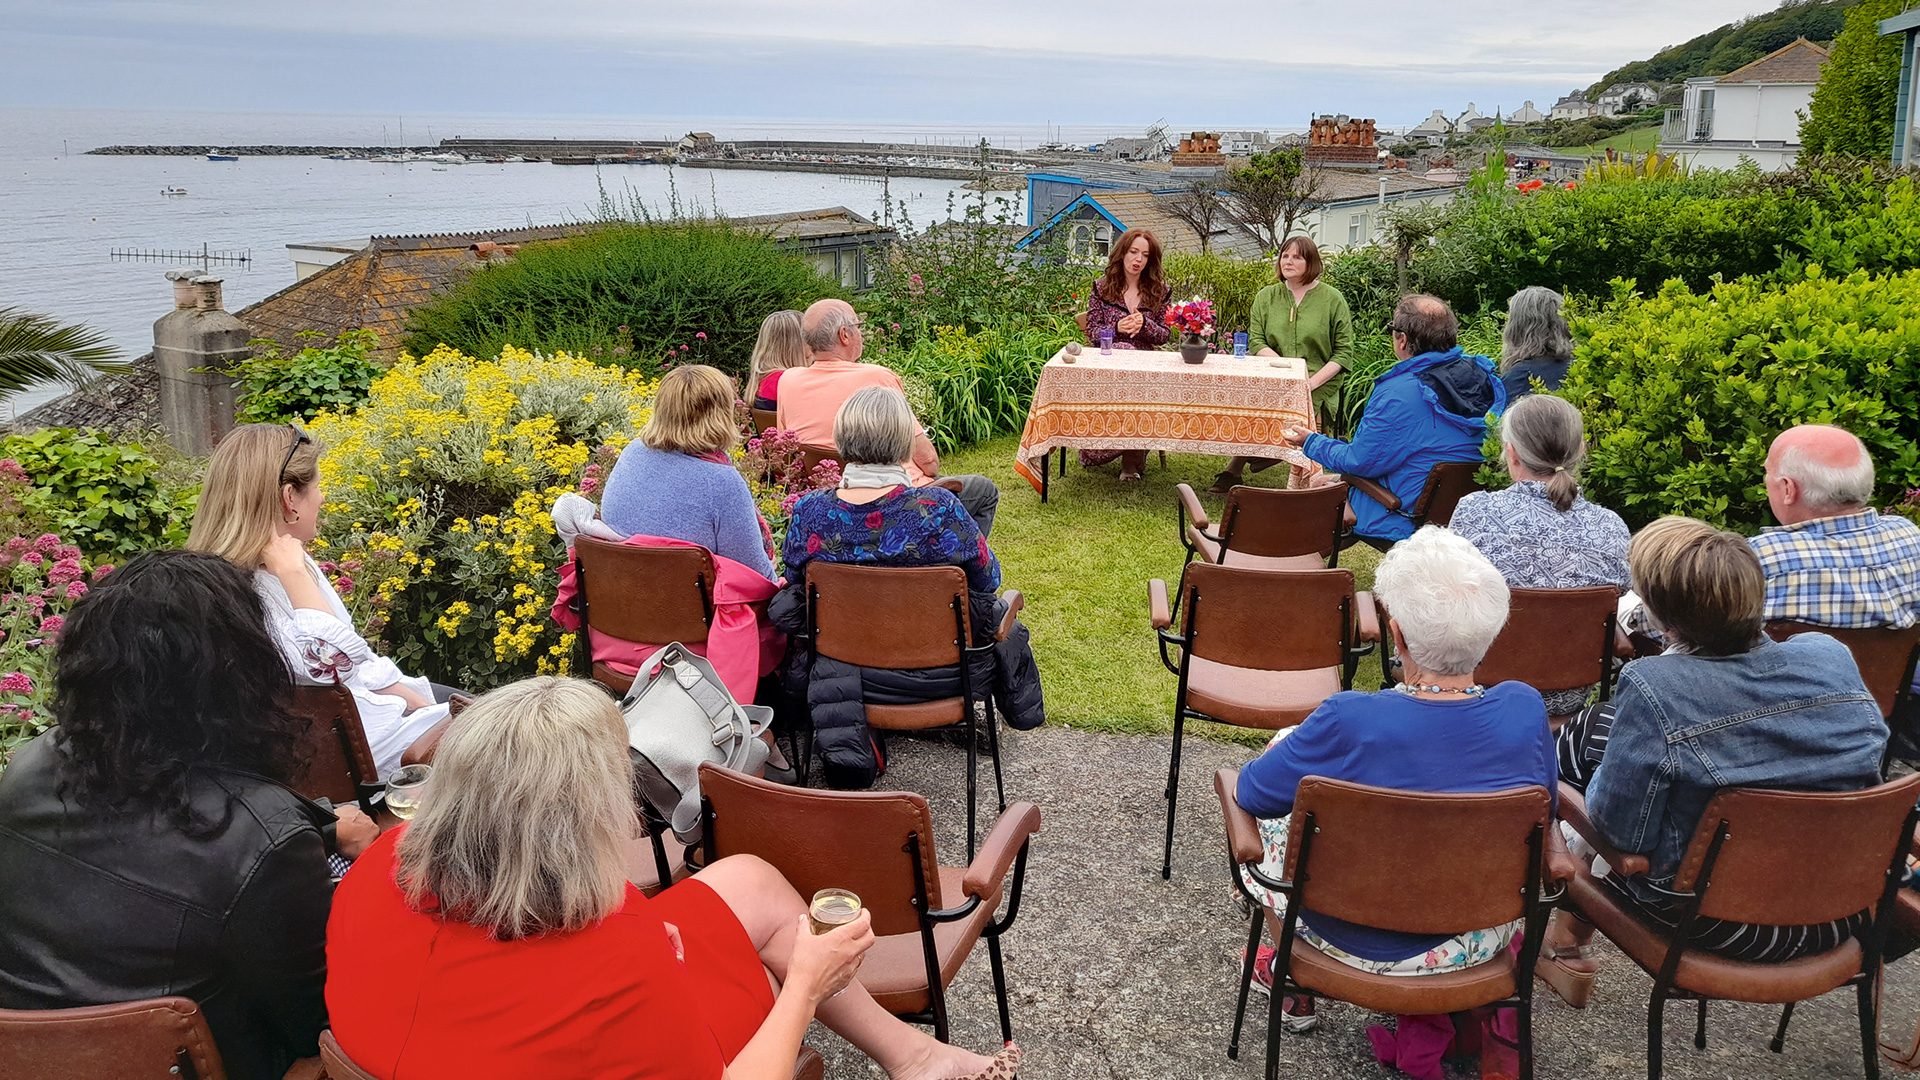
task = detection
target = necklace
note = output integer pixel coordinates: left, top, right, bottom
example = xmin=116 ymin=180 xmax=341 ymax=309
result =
xmin=1391 ymin=682 xmax=1486 ymax=697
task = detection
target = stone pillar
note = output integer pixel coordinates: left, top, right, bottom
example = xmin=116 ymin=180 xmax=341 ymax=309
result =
xmin=153 ymin=270 xmax=249 ymax=455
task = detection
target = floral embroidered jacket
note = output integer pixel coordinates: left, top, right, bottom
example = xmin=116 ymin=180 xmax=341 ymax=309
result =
xmin=1084 ymin=290 xmax=1170 ymax=350
xmin=782 ymin=485 xmax=1000 ymax=592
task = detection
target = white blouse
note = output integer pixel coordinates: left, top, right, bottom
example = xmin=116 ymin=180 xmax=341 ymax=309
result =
xmin=255 ymin=556 xmax=447 ymax=779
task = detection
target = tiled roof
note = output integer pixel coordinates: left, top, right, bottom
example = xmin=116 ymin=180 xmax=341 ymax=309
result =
xmin=1313 ymin=170 xmax=1462 ymax=205
xmin=1084 ymin=192 xmax=1267 ymax=258
xmin=1717 ymin=37 xmax=1829 ymax=84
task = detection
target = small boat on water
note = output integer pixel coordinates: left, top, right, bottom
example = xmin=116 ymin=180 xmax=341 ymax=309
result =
xmin=207 ymin=154 xmax=238 ymax=162
xmin=161 ymin=187 xmax=187 ymax=196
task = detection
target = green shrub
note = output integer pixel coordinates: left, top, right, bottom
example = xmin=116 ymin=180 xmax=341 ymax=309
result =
xmin=402 ymin=221 xmax=840 ymax=375
xmin=1565 ymin=271 xmax=1920 ymax=532
xmin=861 ymin=199 xmax=1085 ymax=345
xmin=870 ymin=319 xmax=1078 ymax=451
xmin=1163 ymin=252 xmax=1273 ymax=337
xmin=1795 ymin=174 xmax=1920 ymax=277
xmin=0 ymin=429 xmax=198 ymax=559
xmin=1320 ymin=249 xmax=1403 ymax=328
xmin=229 ymin=329 xmax=381 ymax=423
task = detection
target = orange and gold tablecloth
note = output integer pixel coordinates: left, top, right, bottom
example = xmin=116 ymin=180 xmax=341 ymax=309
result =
xmin=1013 ymin=349 xmax=1316 ymax=493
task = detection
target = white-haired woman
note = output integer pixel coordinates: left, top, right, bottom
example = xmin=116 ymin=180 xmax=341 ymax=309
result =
xmin=325 ymin=677 xmax=1019 ymax=1080
xmin=1499 ymin=285 xmax=1575 ymax=401
xmin=1234 ymin=527 xmax=1554 ymax=1053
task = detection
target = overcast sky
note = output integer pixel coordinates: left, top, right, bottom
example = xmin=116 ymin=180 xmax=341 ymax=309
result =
xmin=2 ymin=0 xmax=1778 ymax=129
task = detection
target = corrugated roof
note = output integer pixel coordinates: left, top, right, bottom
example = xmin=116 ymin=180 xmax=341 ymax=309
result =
xmin=1716 ymin=37 xmax=1829 ymax=84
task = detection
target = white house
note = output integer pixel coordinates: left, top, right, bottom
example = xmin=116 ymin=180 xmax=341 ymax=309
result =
xmin=1550 ymin=93 xmax=1595 ymax=121
xmin=1294 ymin=171 xmax=1463 ymax=254
xmin=1455 ymin=103 xmax=1495 ymax=132
xmin=1658 ymin=37 xmax=1829 ymax=171
xmin=1509 ymin=100 xmax=1546 ymax=125
xmin=1406 ymin=109 xmax=1454 ymax=141
xmin=1596 ymin=82 xmax=1660 ymax=116
xmin=1220 ymin=130 xmax=1272 ymax=155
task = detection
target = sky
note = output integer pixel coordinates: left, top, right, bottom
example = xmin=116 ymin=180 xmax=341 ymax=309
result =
xmin=0 ymin=0 xmax=1780 ymax=130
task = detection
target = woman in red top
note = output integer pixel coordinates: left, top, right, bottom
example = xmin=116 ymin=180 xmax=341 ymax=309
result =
xmin=1079 ymin=228 xmax=1170 ymax=480
xmin=326 ymin=677 xmax=1018 ymax=1080
xmin=748 ymin=310 xmax=808 ymax=411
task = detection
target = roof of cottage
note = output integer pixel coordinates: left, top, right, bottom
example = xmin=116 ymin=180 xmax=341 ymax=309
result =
xmin=1716 ymin=37 xmax=1830 ymax=84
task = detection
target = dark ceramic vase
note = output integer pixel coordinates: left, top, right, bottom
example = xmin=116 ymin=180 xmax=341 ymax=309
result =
xmin=1179 ymin=333 xmax=1207 ymax=364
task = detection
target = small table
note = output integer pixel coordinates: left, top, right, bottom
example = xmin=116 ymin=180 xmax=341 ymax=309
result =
xmin=1013 ymin=348 xmax=1316 ymax=501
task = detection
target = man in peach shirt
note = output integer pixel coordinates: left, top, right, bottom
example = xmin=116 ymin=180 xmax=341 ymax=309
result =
xmin=778 ymin=299 xmax=1000 ymax=536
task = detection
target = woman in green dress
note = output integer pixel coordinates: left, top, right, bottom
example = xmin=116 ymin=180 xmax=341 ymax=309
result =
xmin=1209 ymin=235 xmax=1355 ymax=493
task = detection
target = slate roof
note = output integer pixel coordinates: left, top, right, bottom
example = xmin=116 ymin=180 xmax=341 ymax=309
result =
xmin=1716 ymin=38 xmax=1829 ymax=84
xmin=1086 ymin=192 xmax=1267 ymax=258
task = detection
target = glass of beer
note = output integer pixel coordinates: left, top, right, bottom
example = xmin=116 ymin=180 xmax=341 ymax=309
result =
xmin=385 ymin=764 xmax=433 ymax=821
xmin=809 ymin=888 xmax=862 ymax=935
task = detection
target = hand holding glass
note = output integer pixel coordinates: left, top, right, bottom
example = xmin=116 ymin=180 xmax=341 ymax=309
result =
xmin=385 ymin=764 xmax=433 ymax=820
xmin=809 ymin=888 xmax=862 ymax=936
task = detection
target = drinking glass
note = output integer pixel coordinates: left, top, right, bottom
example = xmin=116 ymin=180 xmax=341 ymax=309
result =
xmin=809 ymin=888 xmax=862 ymax=935
xmin=1098 ymin=331 xmax=1114 ymax=355
xmin=385 ymin=763 xmax=433 ymax=821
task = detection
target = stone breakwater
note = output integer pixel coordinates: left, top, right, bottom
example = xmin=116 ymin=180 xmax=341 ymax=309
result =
xmin=88 ymin=145 xmax=448 ymax=156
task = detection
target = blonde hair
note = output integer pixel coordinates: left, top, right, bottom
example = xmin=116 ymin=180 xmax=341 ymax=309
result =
xmin=187 ymin=423 xmax=321 ymax=569
xmin=640 ymin=365 xmax=739 ymax=456
xmin=396 ymin=677 xmax=636 ymax=940
xmin=747 ymin=310 xmax=808 ymax=396
xmin=1629 ymin=517 xmax=1765 ymax=656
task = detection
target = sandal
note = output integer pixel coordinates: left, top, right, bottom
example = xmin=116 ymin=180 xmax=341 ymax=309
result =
xmin=1534 ymin=942 xmax=1598 ymax=1010
xmin=1119 ymin=470 xmax=1143 ymax=482
xmin=1207 ymin=471 xmax=1242 ymax=495
xmin=956 ymin=1043 xmax=1021 ymax=1080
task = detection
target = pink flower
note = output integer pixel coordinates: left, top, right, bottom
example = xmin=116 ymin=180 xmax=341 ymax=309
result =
xmin=47 ymin=558 xmax=82 ymax=585
xmin=3 ymin=537 xmax=28 ymax=555
xmin=62 ymin=582 xmax=85 ymax=600
xmin=20 ymin=552 xmax=42 ymax=567
xmin=805 ymin=534 xmax=822 ymax=555
xmin=33 ymin=534 xmax=60 ymax=554
xmin=695 ymin=332 xmax=707 ymax=339
xmin=865 ymin=510 xmax=885 ymax=529
xmin=678 ymin=345 xmax=689 ymax=351
xmin=38 ymin=615 xmax=63 ymax=637
xmin=56 ymin=545 xmax=80 ymax=561
xmin=335 ymin=575 xmax=354 ymax=596
xmin=0 ymin=672 xmax=33 ymax=695
xmin=93 ymin=564 xmax=113 ymax=578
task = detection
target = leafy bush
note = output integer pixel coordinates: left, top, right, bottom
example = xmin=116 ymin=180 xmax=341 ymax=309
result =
xmin=230 ymin=329 xmax=382 ymax=423
xmin=1320 ymin=249 xmax=1403 ymax=328
xmin=1163 ymin=252 xmax=1274 ymax=338
xmin=861 ymin=197 xmax=1084 ymax=345
xmin=402 ymin=221 xmax=840 ymax=375
xmin=1565 ymin=271 xmax=1920 ymax=532
xmin=868 ymin=319 xmax=1079 ymax=451
xmin=0 ymin=429 xmax=199 ymax=559
xmin=308 ymin=346 xmax=656 ymax=688
xmin=1800 ymin=0 xmax=1908 ymax=157
xmin=1794 ymin=174 xmax=1920 ymax=277
xmin=0 ymin=530 xmax=108 ymax=764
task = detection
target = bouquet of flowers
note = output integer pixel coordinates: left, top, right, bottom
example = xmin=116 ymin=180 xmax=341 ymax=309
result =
xmin=1164 ymin=297 xmax=1216 ymax=339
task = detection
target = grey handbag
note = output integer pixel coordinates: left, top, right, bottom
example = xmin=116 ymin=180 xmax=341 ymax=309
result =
xmin=620 ymin=642 xmax=771 ymax=844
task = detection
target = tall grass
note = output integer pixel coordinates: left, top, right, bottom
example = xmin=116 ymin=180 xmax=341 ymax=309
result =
xmin=870 ymin=317 xmax=1080 ymax=452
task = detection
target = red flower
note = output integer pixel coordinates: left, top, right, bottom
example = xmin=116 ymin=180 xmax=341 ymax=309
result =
xmin=806 ymin=534 xmax=822 ymax=554
xmin=866 ymin=511 xmax=884 ymax=529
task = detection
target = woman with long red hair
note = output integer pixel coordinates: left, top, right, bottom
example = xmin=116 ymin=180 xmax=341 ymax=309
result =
xmin=1080 ymin=228 xmax=1170 ymax=480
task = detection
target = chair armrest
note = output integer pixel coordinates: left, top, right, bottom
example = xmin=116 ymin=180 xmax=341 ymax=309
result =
xmin=402 ymin=715 xmax=454 ymax=767
xmin=930 ymin=477 xmax=964 ymax=493
xmin=1557 ymin=783 xmax=1650 ymax=877
xmin=1149 ymin=579 xmax=1172 ymax=630
xmin=962 ymin=801 xmax=1042 ymax=900
xmin=1544 ymin=820 xmax=1582 ymax=885
xmin=995 ymin=591 xmax=1025 ymax=642
xmin=1214 ymin=769 xmax=1264 ymax=865
xmin=1345 ymin=474 xmax=1401 ymax=512
xmin=1176 ymin=483 xmax=1210 ymax=532
xmin=1613 ymin=627 xmax=1637 ymax=660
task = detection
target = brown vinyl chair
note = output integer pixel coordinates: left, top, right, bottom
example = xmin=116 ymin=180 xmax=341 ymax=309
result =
xmin=1215 ymin=770 xmax=1560 ymax=1080
xmin=800 ymin=561 xmax=1024 ymax=859
xmin=1472 ymin=586 xmax=1621 ymax=725
xmin=285 ymin=680 xmax=381 ymax=816
xmin=751 ymin=407 xmax=779 ymax=435
xmin=1148 ymin=563 xmax=1365 ymax=879
xmin=698 ymin=763 xmax=1041 ymax=1046
xmin=1557 ymin=772 xmax=1920 ymax=1080
xmin=568 ymin=535 xmax=718 ymax=698
xmin=1074 ymin=310 xmax=1091 ymax=338
xmin=1344 ymin=460 xmax=1484 ymax=550
xmin=1765 ymin=621 xmax=1920 ymax=722
xmin=323 ymin=1028 xmax=825 ymax=1080
xmin=1176 ymin=481 xmax=1350 ymax=571
xmin=797 ymin=442 xmax=842 ymax=480
xmin=0 ymin=996 xmax=227 ymax=1080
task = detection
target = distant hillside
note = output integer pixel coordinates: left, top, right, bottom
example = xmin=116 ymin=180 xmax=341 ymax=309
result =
xmin=1585 ymin=0 xmax=1854 ymax=95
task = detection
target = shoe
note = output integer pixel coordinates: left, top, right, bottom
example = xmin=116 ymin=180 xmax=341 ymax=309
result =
xmin=1207 ymin=471 xmax=1242 ymax=495
xmin=1119 ymin=470 xmax=1143 ymax=482
xmin=1534 ymin=943 xmax=1597 ymax=1009
xmin=956 ymin=1043 xmax=1021 ymax=1080
xmin=1244 ymin=946 xmax=1319 ymax=1032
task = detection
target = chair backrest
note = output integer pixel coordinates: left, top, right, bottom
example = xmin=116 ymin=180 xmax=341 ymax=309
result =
xmin=1216 ymin=483 xmax=1349 ymax=562
xmin=1766 ymin=621 xmax=1920 ymax=719
xmin=797 ymin=443 xmax=842 ymax=479
xmin=1074 ymin=310 xmax=1091 ymax=336
xmin=286 ymin=681 xmax=380 ymax=812
xmin=751 ymin=408 xmax=779 ymax=435
xmin=808 ymin=562 xmax=970 ymax=670
xmin=318 ymin=1031 xmax=376 ymax=1080
xmin=1410 ymin=461 xmax=1484 ymax=527
xmin=573 ymin=536 xmax=716 ymax=646
xmin=1179 ymin=562 xmax=1352 ymax=673
xmin=1285 ymin=778 xmax=1551 ymax=937
xmin=1675 ymin=771 xmax=1920 ymax=926
xmin=0 ymin=997 xmax=227 ymax=1080
xmin=699 ymin=763 xmax=942 ymax=936
xmin=1474 ymin=586 xmax=1619 ymax=696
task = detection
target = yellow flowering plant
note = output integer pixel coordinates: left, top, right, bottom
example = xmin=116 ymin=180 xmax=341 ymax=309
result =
xmin=309 ymin=346 xmax=654 ymax=687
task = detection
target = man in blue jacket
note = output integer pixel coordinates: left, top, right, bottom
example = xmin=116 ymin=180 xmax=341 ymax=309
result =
xmin=1283 ymin=294 xmax=1505 ymax=543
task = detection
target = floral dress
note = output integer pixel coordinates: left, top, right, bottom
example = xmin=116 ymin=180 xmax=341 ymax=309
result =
xmin=782 ymin=484 xmax=1000 ymax=592
xmin=1080 ymin=290 xmax=1170 ymax=468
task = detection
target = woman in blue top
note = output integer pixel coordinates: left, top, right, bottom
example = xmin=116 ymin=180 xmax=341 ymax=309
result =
xmin=1236 ymin=526 xmax=1555 ymax=1035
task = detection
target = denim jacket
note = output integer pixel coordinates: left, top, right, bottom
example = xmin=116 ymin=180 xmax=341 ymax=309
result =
xmin=1586 ymin=633 xmax=1886 ymax=903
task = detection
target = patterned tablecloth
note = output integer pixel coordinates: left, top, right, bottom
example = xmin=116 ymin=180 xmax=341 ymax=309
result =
xmin=1013 ymin=348 xmax=1316 ymax=493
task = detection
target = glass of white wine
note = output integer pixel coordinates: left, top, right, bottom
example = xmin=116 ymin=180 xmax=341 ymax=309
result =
xmin=385 ymin=764 xmax=433 ymax=821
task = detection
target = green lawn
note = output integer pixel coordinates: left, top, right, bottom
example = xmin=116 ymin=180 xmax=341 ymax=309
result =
xmin=940 ymin=436 xmax=1384 ymax=744
xmin=1564 ymin=124 xmax=1662 ymax=157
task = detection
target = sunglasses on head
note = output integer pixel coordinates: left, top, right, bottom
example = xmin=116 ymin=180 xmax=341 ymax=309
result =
xmin=279 ymin=422 xmax=312 ymax=485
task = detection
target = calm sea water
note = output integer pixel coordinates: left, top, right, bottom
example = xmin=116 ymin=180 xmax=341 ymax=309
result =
xmin=1 ymin=107 xmax=1127 ymax=416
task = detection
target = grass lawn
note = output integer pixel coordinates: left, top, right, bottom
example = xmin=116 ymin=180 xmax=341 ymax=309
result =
xmin=1565 ymin=124 xmax=1662 ymax=157
xmin=940 ymin=435 xmax=1385 ymax=744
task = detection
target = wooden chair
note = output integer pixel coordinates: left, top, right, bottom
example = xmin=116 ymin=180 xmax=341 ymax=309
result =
xmin=1215 ymin=771 xmax=1559 ymax=1080
xmin=569 ymin=536 xmax=717 ymax=697
xmin=1177 ymin=481 xmax=1350 ymax=571
xmin=1074 ymin=310 xmax=1090 ymax=339
xmin=1344 ymin=460 xmax=1484 ymax=549
xmin=1148 ymin=563 xmax=1365 ymax=879
xmin=1558 ymin=772 xmax=1920 ymax=1080
xmin=1765 ymin=621 xmax=1920 ymax=722
xmin=0 ymin=996 xmax=227 ymax=1080
xmin=796 ymin=442 xmax=841 ymax=480
xmin=1473 ymin=586 xmax=1620 ymax=725
xmin=800 ymin=561 xmax=1024 ymax=859
xmin=323 ymin=1028 xmax=825 ymax=1080
xmin=751 ymin=407 xmax=779 ymax=435
xmin=285 ymin=680 xmax=381 ymax=816
xmin=699 ymin=763 xmax=1041 ymax=1046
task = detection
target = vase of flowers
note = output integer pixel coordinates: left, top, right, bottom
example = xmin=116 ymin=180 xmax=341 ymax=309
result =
xmin=1164 ymin=298 xmax=1216 ymax=364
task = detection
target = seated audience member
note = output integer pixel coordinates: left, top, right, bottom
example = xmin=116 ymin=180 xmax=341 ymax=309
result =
xmin=1281 ymin=294 xmax=1505 ymax=544
xmin=778 ymin=298 xmax=1000 ymax=537
xmin=0 ymin=550 xmax=377 ymax=1080
xmin=189 ymin=423 xmax=450 ymax=778
xmin=1080 ymin=227 xmax=1170 ymax=480
xmin=773 ymin=387 xmax=1044 ymax=786
xmin=1499 ymin=286 xmax=1576 ymax=401
xmin=1450 ymin=393 xmax=1630 ymax=716
xmin=748 ymin=309 xmax=808 ymax=411
xmin=1235 ymin=526 xmax=1554 ymax=1068
xmin=325 ymin=676 xmax=1019 ymax=1080
xmin=1540 ymin=517 xmax=1887 ymax=1009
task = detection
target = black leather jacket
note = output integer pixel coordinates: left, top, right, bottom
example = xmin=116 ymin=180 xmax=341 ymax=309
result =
xmin=0 ymin=732 xmax=334 ymax=1080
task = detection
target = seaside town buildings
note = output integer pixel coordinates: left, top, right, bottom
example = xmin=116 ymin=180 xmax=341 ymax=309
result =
xmin=1658 ymin=37 xmax=1829 ymax=171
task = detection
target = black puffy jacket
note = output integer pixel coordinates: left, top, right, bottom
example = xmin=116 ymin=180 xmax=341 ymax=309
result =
xmin=0 ymin=733 xmax=334 ymax=1080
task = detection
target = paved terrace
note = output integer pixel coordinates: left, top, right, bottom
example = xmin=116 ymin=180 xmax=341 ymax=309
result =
xmin=804 ymin=726 xmax=1920 ymax=1080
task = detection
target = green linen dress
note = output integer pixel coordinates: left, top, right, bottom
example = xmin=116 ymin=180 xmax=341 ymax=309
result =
xmin=1246 ymin=280 xmax=1356 ymax=421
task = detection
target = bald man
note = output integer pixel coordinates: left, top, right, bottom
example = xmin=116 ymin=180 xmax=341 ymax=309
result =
xmin=776 ymin=299 xmax=999 ymax=536
xmin=1750 ymin=424 xmax=1920 ymax=629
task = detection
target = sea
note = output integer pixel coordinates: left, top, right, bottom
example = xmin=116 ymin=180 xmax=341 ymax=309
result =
xmin=0 ymin=107 xmax=1147 ymax=418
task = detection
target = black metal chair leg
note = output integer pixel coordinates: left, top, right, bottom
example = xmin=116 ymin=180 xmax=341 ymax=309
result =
xmin=966 ymin=705 xmax=979 ymax=863
xmin=987 ymin=934 xmax=1013 ymax=1046
xmin=1649 ymin=995 xmax=1665 ymax=1080
xmin=1229 ymin=908 xmax=1262 ymax=1060
xmin=1771 ymin=1001 xmax=1795 ymax=1053
xmin=985 ymin=693 xmax=1006 ymax=811
xmin=1694 ymin=998 xmax=1707 ymax=1050
xmin=1162 ymin=711 xmax=1186 ymax=879
xmin=1862 ymin=980 xmax=1883 ymax=1080
xmin=1519 ymin=996 xmax=1535 ymax=1080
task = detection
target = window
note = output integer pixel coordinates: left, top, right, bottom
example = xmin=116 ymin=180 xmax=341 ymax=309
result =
xmin=1349 ymin=213 xmax=1369 ymax=246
